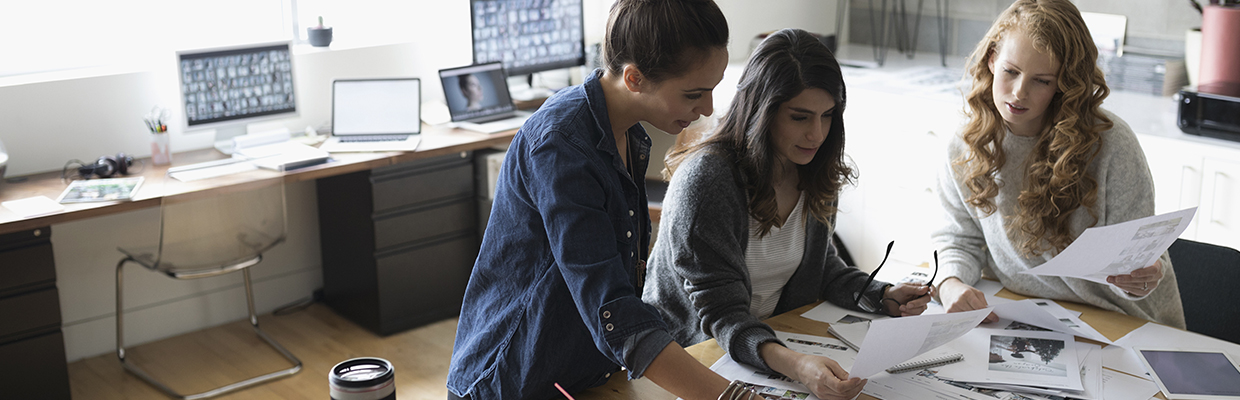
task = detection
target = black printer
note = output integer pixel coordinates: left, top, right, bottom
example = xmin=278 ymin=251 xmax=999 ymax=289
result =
xmin=1177 ymin=82 xmax=1240 ymax=143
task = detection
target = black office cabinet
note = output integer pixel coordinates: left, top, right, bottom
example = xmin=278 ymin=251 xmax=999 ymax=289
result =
xmin=318 ymin=152 xmax=479 ymax=335
xmin=0 ymin=227 xmax=70 ymax=400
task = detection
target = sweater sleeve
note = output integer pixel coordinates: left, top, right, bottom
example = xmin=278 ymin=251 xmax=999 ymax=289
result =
xmin=931 ymin=139 xmax=993 ymax=290
xmin=660 ymin=152 xmax=782 ymax=373
xmin=1096 ymin=117 xmax=1165 ymax=300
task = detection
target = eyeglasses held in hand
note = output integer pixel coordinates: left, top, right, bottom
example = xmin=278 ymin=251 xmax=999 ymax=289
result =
xmin=853 ymin=241 xmax=939 ymax=313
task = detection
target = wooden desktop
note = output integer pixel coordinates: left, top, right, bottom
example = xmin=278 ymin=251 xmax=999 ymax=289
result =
xmin=577 ymin=286 xmax=1164 ymax=400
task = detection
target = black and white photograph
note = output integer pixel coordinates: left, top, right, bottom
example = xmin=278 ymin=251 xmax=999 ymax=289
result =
xmin=988 ymin=335 xmax=1068 ymax=377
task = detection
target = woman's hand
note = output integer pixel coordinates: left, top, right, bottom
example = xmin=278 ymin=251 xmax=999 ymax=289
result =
xmin=881 ymin=283 xmax=933 ymax=316
xmin=1107 ymin=259 xmax=1163 ymax=296
xmin=939 ymin=277 xmax=998 ymax=323
xmin=791 ymin=353 xmax=867 ymax=400
xmin=761 ymin=343 xmax=865 ymax=400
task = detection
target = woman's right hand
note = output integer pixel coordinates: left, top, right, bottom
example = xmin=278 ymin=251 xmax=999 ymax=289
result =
xmin=791 ymin=353 xmax=866 ymax=400
xmin=939 ymin=277 xmax=998 ymax=323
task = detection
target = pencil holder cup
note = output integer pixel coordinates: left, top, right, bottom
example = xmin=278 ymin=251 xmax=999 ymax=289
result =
xmin=308 ymin=27 xmax=333 ymax=47
xmin=150 ymin=132 xmax=171 ymax=165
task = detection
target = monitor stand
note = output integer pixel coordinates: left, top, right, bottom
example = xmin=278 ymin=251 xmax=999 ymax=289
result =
xmin=506 ymin=75 xmax=553 ymax=102
xmin=212 ymin=125 xmax=248 ymax=155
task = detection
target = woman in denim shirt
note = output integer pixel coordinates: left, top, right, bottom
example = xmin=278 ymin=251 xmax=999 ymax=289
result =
xmin=447 ymin=1 xmax=753 ymax=399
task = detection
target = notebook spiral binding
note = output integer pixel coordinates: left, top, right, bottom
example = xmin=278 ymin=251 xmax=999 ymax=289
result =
xmin=885 ymin=353 xmax=964 ymax=374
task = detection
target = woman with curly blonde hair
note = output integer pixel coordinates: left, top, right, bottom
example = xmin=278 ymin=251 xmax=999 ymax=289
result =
xmin=932 ymin=0 xmax=1185 ymax=328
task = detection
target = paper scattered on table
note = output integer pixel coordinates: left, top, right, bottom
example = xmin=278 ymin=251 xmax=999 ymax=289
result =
xmin=936 ymin=326 xmax=1084 ymax=391
xmin=992 ymin=299 xmax=1111 ymax=344
xmin=800 ymin=300 xmax=888 ymax=326
xmin=1021 ymin=207 xmax=1196 ymax=285
xmin=707 ymin=354 xmax=820 ymax=400
xmin=2 ymin=196 xmax=65 ymax=217
xmin=1101 ymin=366 xmax=1161 ymax=400
xmin=850 ymin=308 xmax=992 ymax=378
xmin=776 ymin=331 xmax=857 ymax=371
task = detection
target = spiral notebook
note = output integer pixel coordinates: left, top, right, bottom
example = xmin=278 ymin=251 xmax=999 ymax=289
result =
xmin=885 ymin=352 xmax=964 ymax=374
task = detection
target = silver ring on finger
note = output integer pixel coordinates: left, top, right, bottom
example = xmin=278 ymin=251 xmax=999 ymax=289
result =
xmin=1143 ymin=282 xmax=1148 ymax=291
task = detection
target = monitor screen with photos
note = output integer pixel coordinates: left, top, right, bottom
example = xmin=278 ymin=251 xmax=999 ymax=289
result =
xmin=471 ymin=0 xmax=585 ymax=76
xmin=440 ymin=62 xmax=515 ymax=122
xmin=178 ymin=42 xmax=297 ymax=128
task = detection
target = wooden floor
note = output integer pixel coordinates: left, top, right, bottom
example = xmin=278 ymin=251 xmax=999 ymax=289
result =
xmin=67 ymin=303 xmax=458 ymax=400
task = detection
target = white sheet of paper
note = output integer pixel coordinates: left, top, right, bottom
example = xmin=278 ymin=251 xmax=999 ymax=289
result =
xmin=992 ymin=299 xmax=1112 ymax=344
xmin=775 ymin=331 xmax=858 ymax=371
xmin=1021 ymin=208 xmax=1196 ymax=285
xmin=1101 ymin=368 xmax=1161 ymax=400
xmin=707 ymin=354 xmax=821 ymax=400
xmin=944 ymin=327 xmax=1084 ymax=391
xmin=850 ymin=308 xmax=992 ymax=378
xmin=2 ymin=196 xmax=65 ymax=217
xmin=800 ymin=300 xmax=888 ymax=325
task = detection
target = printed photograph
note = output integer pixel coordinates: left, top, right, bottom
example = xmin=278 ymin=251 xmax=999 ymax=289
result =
xmin=836 ymin=314 xmax=871 ymax=324
xmin=988 ymin=335 xmax=1067 ymax=377
xmin=1003 ymin=321 xmax=1052 ymax=332
xmin=784 ymin=337 xmax=849 ymax=351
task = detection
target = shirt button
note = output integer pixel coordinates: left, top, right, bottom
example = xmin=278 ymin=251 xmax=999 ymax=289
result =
xmin=605 ymin=373 xmax=612 ymax=379
xmin=603 ymin=311 xmax=611 ymax=319
xmin=629 ymin=210 xmax=635 ymax=216
xmin=605 ymin=323 xmax=614 ymax=331
xmin=630 ymin=251 xmax=634 ymax=257
xmin=640 ymin=154 xmax=646 ymax=160
xmin=626 ymin=231 xmax=632 ymax=238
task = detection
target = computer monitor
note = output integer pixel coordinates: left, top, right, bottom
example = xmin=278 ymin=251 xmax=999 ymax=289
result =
xmin=176 ymin=41 xmax=298 ymax=154
xmin=470 ymin=0 xmax=585 ymax=81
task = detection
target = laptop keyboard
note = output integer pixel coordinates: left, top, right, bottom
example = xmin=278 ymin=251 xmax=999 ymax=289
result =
xmin=339 ymin=135 xmax=409 ymax=143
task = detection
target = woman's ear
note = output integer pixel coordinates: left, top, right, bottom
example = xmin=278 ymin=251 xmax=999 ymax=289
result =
xmin=621 ymin=64 xmax=644 ymax=93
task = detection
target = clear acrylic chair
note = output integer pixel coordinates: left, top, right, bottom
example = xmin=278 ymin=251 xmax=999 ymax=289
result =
xmin=115 ymin=182 xmax=302 ymax=399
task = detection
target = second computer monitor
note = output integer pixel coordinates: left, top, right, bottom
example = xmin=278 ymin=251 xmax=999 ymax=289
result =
xmin=470 ymin=0 xmax=585 ymax=76
xmin=440 ymin=62 xmax=515 ymax=123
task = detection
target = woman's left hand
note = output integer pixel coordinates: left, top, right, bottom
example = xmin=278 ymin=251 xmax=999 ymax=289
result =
xmin=1107 ymin=259 xmax=1163 ymax=296
xmin=882 ymin=283 xmax=933 ymax=317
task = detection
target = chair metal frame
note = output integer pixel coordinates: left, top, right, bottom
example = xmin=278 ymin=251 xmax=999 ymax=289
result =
xmin=114 ymin=183 xmax=301 ymax=400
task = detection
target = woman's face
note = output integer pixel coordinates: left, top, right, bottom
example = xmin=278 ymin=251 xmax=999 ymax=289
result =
xmin=464 ymin=74 xmax=484 ymax=102
xmin=988 ymin=29 xmax=1060 ymax=137
xmin=770 ymin=88 xmax=836 ymax=168
xmin=636 ymin=47 xmax=728 ymax=135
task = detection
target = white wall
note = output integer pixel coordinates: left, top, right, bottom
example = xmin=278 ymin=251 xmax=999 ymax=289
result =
xmin=716 ymin=0 xmax=845 ymax=62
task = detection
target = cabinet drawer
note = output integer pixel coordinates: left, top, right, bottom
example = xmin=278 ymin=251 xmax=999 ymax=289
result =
xmin=0 ymin=288 xmax=61 ymax=342
xmin=0 ymin=242 xmax=56 ymax=296
xmin=374 ymin=200 xmax=477 ymax=250
xmin=371 ymin=163 xmax=474 ymax=212
xmin=0 ymin=331 xmax=71 ymax=399
xmin=375 ymin=234 xmax=477 ymax=333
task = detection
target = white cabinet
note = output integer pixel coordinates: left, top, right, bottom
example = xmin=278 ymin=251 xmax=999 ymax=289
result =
xmin=1138 ymin=134 xmax=1240 ymax=250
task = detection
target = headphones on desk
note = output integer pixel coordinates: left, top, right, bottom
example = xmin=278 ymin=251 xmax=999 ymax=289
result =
xmin=63 ymin=153 xmax=137 ymax=181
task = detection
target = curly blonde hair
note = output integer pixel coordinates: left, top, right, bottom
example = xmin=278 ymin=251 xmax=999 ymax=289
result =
xmin=957 ymin=0 xmax=1111 ymax=257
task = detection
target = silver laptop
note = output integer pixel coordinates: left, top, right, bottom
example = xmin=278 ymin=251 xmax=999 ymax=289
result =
xmin=319 ymin=78 xmax=423 ymax=152
xmin=439 ymin=62 xmax=530 ymax=134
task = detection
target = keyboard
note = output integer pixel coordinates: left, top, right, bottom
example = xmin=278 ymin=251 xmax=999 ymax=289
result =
xmin=338 ymin=135 xmax=409 ymax=143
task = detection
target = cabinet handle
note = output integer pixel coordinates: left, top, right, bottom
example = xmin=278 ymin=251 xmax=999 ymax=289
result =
xmin=1210 ymin=171 xmax=1228 ymax=226
xmin=1180 ymin=165 xmax=1199 ymax=208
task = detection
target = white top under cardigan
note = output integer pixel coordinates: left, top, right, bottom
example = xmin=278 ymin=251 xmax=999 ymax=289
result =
xmin=746 ymin=194 xmax=807 ymax=319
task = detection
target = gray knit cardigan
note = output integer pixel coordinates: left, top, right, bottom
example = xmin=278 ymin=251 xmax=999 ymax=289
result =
xmin=642 ymin=147 xmax=889 ymax=373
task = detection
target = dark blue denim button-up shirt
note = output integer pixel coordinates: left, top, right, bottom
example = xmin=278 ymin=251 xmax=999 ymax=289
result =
xmin=448 ymin=70 xmax=670 ymax=400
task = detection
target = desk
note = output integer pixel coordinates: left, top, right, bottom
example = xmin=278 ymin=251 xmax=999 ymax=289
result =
xmin=578 ymin=288 xmax=1162 ymax=400
xmin=0 ymin=124 xmax=515 ymax=236
xmin=0 ymin=124 xmax=515 ymax=399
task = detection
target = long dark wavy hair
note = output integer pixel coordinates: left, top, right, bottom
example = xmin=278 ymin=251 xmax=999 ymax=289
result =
xmin=665 ymin=28 xmax=854 ymax=236
xmin=958 ymin=0 xmax=1110 ymax=257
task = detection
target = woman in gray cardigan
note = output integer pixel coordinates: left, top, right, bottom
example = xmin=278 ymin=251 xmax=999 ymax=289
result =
xmin=642 ymin=28 xmax=932 ymax=400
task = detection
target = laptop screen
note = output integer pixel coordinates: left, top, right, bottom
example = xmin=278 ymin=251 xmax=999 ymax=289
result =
xmin=332 ymin=78 xmax=422 ymax=136
xmin=439 ymin=62 xmax=515 ymax=122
